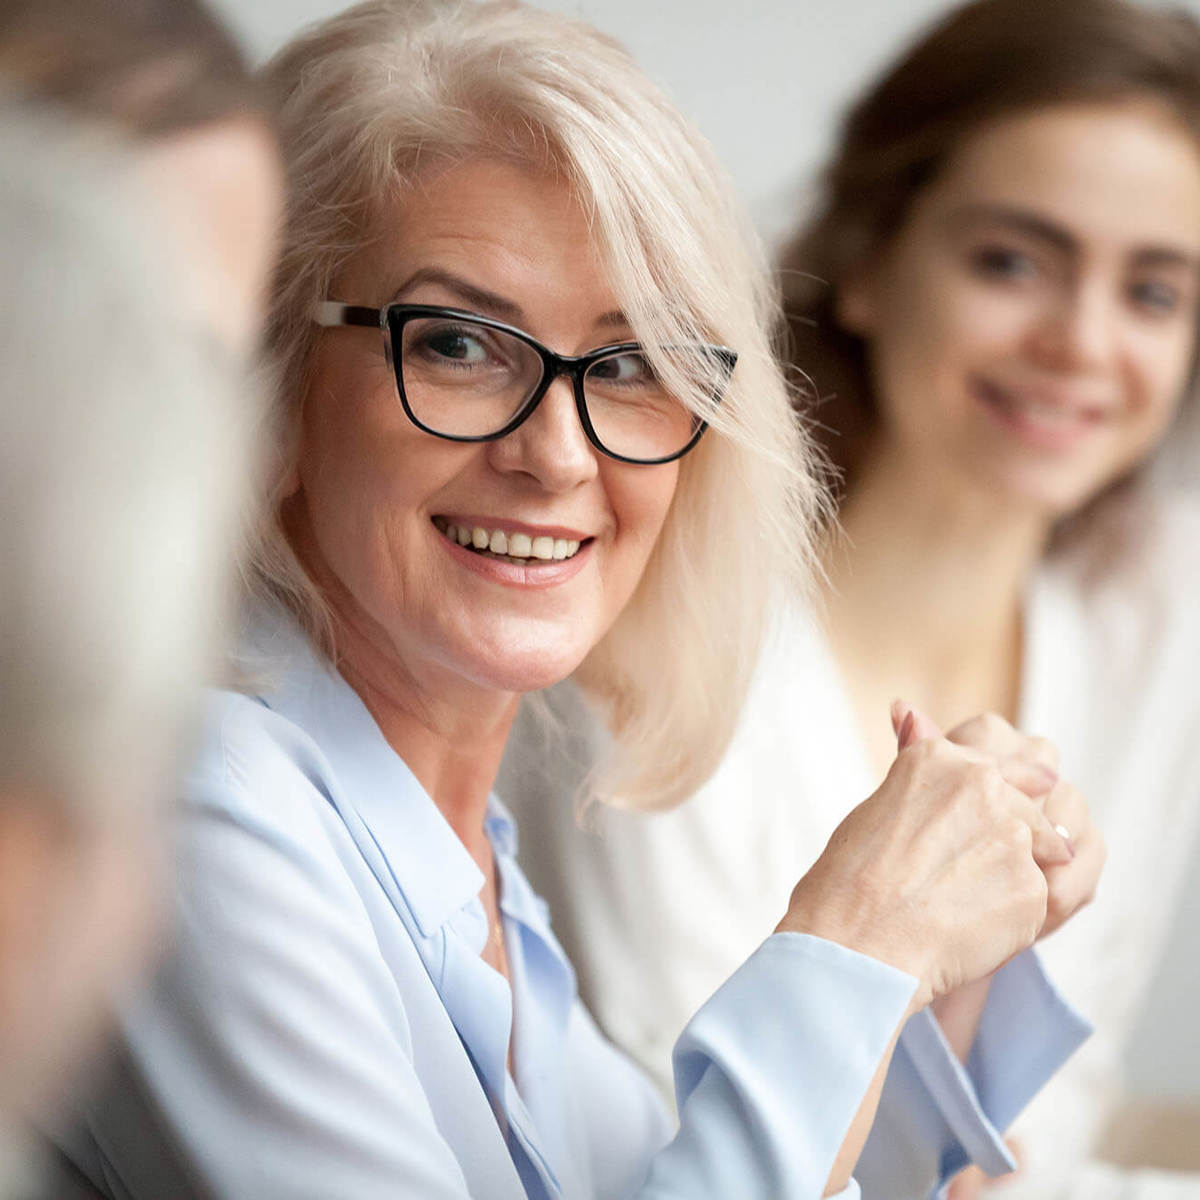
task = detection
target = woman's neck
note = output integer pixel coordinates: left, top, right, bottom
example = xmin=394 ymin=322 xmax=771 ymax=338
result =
xmin=336 ymin=628 xmax=517 ymax=867
xmin=287 ymin=517 xmax=514 ymax=868
xmin=824 ymin=439 xmax=1053 ymax=749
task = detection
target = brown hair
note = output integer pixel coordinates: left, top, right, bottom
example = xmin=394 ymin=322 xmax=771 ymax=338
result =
xmin=781 ymin=0 xmax=1200 ymax=497
xmin=0 ymin=0 xmax=265 ymax=137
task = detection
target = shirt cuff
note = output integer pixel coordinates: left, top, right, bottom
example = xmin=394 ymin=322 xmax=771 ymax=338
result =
xmin=658 ymin=932 xmax=916 ymax=1199
xmin=903 ymin=947 xmax=1093 ymax=1183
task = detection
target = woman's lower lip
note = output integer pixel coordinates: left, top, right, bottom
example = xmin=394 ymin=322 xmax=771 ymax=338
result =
xmin=438 ymin=530 xmax=591 ymax=588
xmin=974 ymin=379 xmax=1102 ymax=452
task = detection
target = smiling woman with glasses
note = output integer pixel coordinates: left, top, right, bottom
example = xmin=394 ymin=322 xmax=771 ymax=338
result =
xmin=54 ymin=2 xmax=1090 ymax=1198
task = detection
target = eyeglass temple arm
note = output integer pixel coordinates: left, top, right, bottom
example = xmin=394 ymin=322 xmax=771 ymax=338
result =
xmin=313 ymin=301 xmax=383 ymax=329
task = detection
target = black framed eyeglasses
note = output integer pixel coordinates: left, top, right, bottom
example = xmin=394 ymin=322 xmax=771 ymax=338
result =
xmin=313 ymin=301 xmax=736 ymax=465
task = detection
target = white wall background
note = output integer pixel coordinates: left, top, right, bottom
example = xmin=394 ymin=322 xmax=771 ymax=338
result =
xmin=210 ymin=0 xmax=1200 ymax=1102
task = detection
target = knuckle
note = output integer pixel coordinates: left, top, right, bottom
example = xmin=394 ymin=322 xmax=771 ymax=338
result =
xmin=978 ymin=762 xmax=1006 ymax=800
xmin=979 ymin=711 xmax=1009 ymax=737
xmin=1006 ymin=816 xmax=1033 ymax=852
xmin=949 ymin=714 xmax=986 ymax=744
xmin=1027 ymin=735 xmax=1060 ymax=768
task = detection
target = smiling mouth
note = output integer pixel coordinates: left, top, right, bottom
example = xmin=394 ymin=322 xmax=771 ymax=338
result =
xmin=432 ymin=516 xmax=586 ymax=563
xmin=974 ymin=378 xmax=1110 ymax=442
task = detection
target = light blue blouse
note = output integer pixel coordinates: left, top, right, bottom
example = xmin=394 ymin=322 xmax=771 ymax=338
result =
xmin=56 ymin=610 xmax=1089 ymax=1200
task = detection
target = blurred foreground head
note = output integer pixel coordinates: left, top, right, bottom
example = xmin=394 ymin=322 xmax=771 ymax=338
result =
xmin=0 ymin=106 xmax=258 ymax=1183
xmin=0 ymin=0 xmax=281 ymax=356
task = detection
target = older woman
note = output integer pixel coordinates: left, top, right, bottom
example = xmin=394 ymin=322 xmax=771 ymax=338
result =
xmin=54 ymin=2 xmax=1087 ymax=1198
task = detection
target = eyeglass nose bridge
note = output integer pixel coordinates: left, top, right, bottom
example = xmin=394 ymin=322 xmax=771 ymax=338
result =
xmin=500 ymin=350 xmax=604 ymax=449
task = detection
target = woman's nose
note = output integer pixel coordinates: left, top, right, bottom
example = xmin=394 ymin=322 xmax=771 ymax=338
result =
xmin=485 ymin=375 xmax=599 ymax=491
xmin=1028 ymin=279 xmax=1116 ymax=374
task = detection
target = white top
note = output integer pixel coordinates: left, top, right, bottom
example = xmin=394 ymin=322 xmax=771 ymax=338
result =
xmin=500 ymin=496 xmax=1200 ymax=1200
xmin=51 ymin=606 xmax=1072 ymax=1200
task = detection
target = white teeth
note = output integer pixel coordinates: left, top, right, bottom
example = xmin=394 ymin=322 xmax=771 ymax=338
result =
xmin=439 ymin=519 xmax=584 ymax=561
xmin=983 ymin=383 xmax=1098 ymax=427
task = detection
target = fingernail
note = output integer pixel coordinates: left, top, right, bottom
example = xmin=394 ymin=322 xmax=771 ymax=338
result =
xmin=890 ymin=699 xmax=908 ymax=734
xmin=899 ymin=711 xmax=915 ymax=747
xmin=1054 ymin=823 xmax=1076 ymax=857
xmin=1040 ymin=764 xmax=1060 ymax=785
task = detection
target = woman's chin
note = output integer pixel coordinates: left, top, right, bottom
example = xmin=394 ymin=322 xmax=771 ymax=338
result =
xmin=993 ymin=469 xmax=1112 ymax=524
xmin=455 ymin=635 xmax=590 ymax=697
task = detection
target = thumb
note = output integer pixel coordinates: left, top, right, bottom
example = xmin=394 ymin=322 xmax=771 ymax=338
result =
xmin=891 ymin=699 xmax=943 ymax=749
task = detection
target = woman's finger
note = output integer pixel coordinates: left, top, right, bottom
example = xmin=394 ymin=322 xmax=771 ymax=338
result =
xmin=997 ymin=756 xmax=1058 ymax=800
xmin=890 ymin=702 xmax=1070 ymax=862
xmin=1041 ymin=781 xmax=1089 ymax=836
xmin=891 ymin=700 xmax=942 ymax=748
xmin=1010 ymin=788 xmax=1075 ymax=866
xmin=947 ymin=712 xmax=1059 ymax=775
xmin=1038 ymin=783 xmax=1106 ymax=936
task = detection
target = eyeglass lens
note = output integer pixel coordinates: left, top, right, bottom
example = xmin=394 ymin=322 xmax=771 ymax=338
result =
xmin=398 ymin=315 xmax=699 ymax=461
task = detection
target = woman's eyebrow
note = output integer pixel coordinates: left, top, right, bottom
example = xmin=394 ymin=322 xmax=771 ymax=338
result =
xmin=1133 ymin=245 xmax=1200 ymax=274
xmin=390 ymin=265 xmax=630 ymax=331
xmin=949 ymin=203 xmax=1078 ymax=254
xmin=950 ymin=203 xmax=1200 ymax=272
xmin=391 ymin=267 xmax=525 ymax=321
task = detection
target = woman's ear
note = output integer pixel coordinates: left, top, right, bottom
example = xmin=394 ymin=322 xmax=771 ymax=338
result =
xmin=279 ymin=462 xmax=302 ymax=500
xmin=835 ymin=264 xmax=881 ymax=336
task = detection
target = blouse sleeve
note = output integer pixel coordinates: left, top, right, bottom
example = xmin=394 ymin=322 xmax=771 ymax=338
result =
xmin=855 ymin=950 xmax=1092 ymax=1199
xmin=52 ymin=764 xmax=926 ymax=1200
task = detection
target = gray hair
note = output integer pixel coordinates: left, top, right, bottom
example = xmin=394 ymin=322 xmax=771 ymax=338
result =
xmin=0 ymin=104 xmax=257 ymax=815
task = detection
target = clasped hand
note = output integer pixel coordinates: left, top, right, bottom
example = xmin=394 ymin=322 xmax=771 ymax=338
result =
xmin=780 ymin=703 xmax=1105 ymax=1009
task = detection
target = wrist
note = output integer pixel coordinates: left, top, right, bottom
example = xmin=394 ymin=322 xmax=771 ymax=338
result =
xmin=777 ymin=890 xmax=935 ymax=1010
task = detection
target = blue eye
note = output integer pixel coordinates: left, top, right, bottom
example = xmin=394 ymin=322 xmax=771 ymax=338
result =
xmin=971 ymin=245 xmax=1038 ymax=281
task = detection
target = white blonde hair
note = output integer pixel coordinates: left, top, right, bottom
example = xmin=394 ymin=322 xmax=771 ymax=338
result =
xmin=255 ymin=0 xmax=826 ymax=809
xmin=0 ymin=103 xmax=256 ymax=815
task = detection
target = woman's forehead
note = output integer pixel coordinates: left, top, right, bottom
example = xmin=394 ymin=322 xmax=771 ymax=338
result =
xmin=340 ymin=158 xmax=630 ymax=336
xmin=923 ymin=101 xmax=1200 ymax=256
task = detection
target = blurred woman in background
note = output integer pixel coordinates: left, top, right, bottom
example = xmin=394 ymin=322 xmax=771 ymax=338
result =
xmin=504 ymin=0 xmax=1200 ymax=1195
